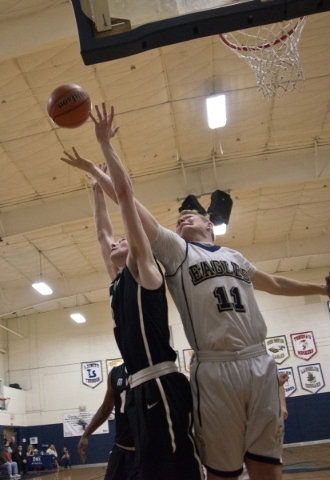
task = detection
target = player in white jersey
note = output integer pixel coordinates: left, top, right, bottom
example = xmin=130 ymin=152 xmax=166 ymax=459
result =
xmin=149 ymin=212 xmax=330 ymax=480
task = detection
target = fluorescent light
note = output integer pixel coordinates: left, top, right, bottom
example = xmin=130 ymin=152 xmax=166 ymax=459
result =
xmin=70 ymin=313 xmax=86 ymax=323
xmin=213 ymin=224 xmax=226 ymax=236
xmin=206 ymin=94 xmax=226 ymax=129
xmin=32 ymin=282 xmax=53 ymax=295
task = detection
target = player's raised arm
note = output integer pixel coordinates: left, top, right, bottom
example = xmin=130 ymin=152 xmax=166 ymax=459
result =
xmin=90 ymin=103 xmax=161 ymax=289
xmin=78 ymin=372 xmax=115 ymax=463
xmin=60 ymin=151 xmax=119 ymax=281
xmin=91 ymin=103 xmax=159 ymax=245
xmin=251 ymin=269 xmax=330 ymax=298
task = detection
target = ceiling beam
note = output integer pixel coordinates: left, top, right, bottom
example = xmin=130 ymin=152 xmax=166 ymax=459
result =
xmin=1 ymin=147 xmax=329 ymax=238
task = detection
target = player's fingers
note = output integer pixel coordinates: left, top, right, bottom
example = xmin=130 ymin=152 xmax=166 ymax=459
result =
xmin=102 ymin=102 xmax=107 ymax=119
xmin=95 ymin=104 xmax=102 ymax=121
xmin=89 ymin=112 xmax=97 ymax=124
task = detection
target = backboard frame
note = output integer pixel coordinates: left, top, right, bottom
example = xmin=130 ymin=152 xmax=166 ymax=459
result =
xmin=71 ymin=0 xmax=330 ymax=65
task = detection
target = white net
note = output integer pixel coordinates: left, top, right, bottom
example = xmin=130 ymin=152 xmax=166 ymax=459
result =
xmin=220 ymin=17 xmax=307 ymax=99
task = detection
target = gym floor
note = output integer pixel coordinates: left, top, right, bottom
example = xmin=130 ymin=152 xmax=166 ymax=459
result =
xmin=23 ymin=442 xmax=330 ymax=479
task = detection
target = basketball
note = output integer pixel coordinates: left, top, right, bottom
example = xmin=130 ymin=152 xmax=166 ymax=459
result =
xmin=47 ymin=84 xmax=92 ymax=128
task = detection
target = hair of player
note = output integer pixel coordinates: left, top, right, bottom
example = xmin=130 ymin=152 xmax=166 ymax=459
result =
xmin=178 ymin=209 xmax=215 ymax=241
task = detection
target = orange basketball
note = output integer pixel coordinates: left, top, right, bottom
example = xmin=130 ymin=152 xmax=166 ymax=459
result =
xmin=47 ymin=84 xmax=92 ymax=128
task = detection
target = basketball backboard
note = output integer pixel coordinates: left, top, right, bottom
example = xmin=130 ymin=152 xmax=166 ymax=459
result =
xmin=71 ymin=0 xmax=330 ymax=65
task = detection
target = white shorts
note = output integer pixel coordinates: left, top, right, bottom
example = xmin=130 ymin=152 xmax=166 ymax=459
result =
xmin=190 ymin=352 xmax=283 ymax=477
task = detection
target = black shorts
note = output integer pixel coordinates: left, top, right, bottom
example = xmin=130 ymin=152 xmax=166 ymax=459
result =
xmin=104 ymin=444 xmax=139 ymax=480
xmin=126 ymin=372 xmax=203 ymax=480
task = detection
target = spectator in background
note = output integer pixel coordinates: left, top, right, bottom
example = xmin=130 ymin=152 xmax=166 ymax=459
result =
xmin=26 ymin=445 xmax=34 ymax=456
xmin=12 ymin=445 xmax=28 ymax=476
xmin=46 ymin=444 xmax=60 ymax=470
xmin=9 ymin=437 xmax=17 ymax=454
xmin=0 ymin=441 xmax=20 ymax=478
xmin=61 ymin=447 xmax=72 ymax=469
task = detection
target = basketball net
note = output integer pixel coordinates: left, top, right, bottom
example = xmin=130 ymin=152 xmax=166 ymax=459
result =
xmin=220 ymin=17 xmax=307 ymax=99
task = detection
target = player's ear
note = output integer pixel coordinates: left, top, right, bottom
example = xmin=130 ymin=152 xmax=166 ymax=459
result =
xmin=206 ymin=221 xmax=214 ymax=231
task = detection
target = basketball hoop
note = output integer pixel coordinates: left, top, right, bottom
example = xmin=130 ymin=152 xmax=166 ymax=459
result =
xmin=0 ymin=398 xmax=10 ymax=410
xmin=219 ymin=17 xmax=307 ymax=99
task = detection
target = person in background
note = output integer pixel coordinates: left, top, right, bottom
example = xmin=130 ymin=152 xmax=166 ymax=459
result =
xmin=26 ymin=445 xmax=34 ymax=456
xmin=8 ymin=437 xmax=17 ymax=454
xmin=12 ymin=445 xmax=28 ymax=476
xmin=46 ymin=444 xmax=59 ymax=470
xmin=0 ymin=441 xmax=20 ymax=478
xmin=60 ymin=447 xmax=72 ymax=469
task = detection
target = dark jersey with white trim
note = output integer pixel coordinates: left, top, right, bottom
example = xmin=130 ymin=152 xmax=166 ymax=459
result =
xmin=110 ymin=265 xmax=176 ymax=375
xmin=111 ymin=363 xmax=134 ymax=448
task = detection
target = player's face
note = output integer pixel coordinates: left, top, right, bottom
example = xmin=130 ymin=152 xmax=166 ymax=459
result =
xmin=176 ymin=214 xmax=212 ymax=242
xmin=110 ymin=237 xmax=129 ymax=264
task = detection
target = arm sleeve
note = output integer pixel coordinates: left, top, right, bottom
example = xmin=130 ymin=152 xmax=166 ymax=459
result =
xmin=151 ymin=225 xmax=187 ymax=274
xmin=243 ymin=256 xmax=257 ymax=278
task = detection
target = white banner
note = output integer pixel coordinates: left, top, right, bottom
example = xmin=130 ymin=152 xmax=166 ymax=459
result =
xmin=278 ymin=367 xmax=296 ymax=397
xmin=63 ymin=412 xmax=109 ymax=437
xmin=298 ymin=363 xmax=325 ymax=394
xmin=81 ymin=360 xmax=103 ymax=388
xmin=290 ymin=331 xmax=317 ymax=361
xmin=265 ymin=335 xmax=289 ymax=364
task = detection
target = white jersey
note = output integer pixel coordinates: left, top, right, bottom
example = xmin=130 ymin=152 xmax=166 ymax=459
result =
xmin=152 ymin=225 xmax=267 ymax=352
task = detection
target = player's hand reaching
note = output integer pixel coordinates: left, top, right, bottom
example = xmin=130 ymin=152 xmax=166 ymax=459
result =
xmin=90 ymin=103 xmax=119 ymax=145
xmin=60 ymin=147 xmax=95 ymax=174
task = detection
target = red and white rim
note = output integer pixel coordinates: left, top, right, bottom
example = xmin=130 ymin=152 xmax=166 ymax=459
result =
xmin=219 ymin=17 xmax=306 ymax=52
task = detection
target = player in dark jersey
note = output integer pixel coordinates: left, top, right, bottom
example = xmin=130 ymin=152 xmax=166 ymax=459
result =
xmin=78 ymin=363 xmax=138 ymax=480
xmin=61 ymin=104 xmax=203 ymax=480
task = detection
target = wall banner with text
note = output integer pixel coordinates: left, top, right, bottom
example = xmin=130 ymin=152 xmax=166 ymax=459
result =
xmin=278 ymin=366 xmax=296 ymax=397
xmin=106 ymin=358 xmax=124 ymax=374
xmin=81 ymin=360 xmax=103 ymax=388
xmin=298 ymin=363 xmax=325 ymax=394
xmin=63 ymin=412 xmax=109 ymax=437
xmin=265 ymin=335 xmax=289 ymax=364
xmin=291 ymin=331 xmax=317 ymax=361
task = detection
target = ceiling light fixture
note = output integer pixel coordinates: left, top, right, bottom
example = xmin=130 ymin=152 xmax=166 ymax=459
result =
xmin=32 ymin=251 xmax=52 ymax=295
xmin=32 ymin=282 xmax=53 ymax=295
xmin=206 ymin=94 xmax=226 ymax=129
xmin=70 ymin=313 xmax=86 ymax=323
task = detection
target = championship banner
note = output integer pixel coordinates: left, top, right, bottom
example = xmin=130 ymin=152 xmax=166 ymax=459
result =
xmin=298 ymin=363 xmax=325 ymax=394
xmin=63 ymin=412 xmax=109 ymax=437
xmin=278 ymin=367 xmax=296 ymax=397
xmin=81 ymin=360 xmax=103 ymax=388
xmin=106 ymin=358 xmax=124 ymax=374
xmin=290 ymin=331 xmax=317 ymax=361
xmin=265 ymin=335 xmax=289 ymax=364
xmin=183 ymin=349 xmax=195 ymax=372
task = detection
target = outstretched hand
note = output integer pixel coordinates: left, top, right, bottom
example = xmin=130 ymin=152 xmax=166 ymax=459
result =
xmin=90 ymin=103 xmax=119 ymax=145
xmin=60 ymin=147 xmax=95 ymax=174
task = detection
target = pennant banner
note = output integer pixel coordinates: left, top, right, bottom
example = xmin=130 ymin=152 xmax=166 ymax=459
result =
xmin=106 ymin=358 xmax=124 ymax=374
xmin=298 ymin=363 xmax=325 ymax=394
xmin=265 ymin=335 xmax=289 ymax=364
xmin=291 ymin=331 xmax=317 ymax=361
xmin=278 ymin=367 xmax=296 ymax=397
xmin=81 ymin=360 xmax=103 ymax=388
